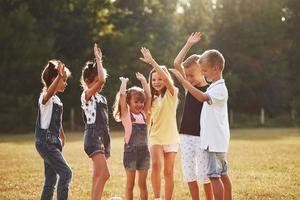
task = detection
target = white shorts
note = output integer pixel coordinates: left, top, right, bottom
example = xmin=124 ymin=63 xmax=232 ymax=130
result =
xmin=162 ymin=144 xmax=178 ymax=153
xmin=179 ymin=134 xmax=210 ymax=184
xmin=150 ymin=144 xmax=179 ymax=153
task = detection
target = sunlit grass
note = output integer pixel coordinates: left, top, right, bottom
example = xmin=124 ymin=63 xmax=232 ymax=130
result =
xmin=0 ymin=128 xmax=300 ymax=199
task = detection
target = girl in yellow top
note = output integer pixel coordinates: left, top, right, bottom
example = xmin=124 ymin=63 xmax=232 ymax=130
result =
xmin=140 ymin=47 xmax=180 ymax=200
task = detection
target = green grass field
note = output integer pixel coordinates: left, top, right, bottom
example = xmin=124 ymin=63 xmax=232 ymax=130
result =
xmin=1 ymin=128 xmax=300 ymax=200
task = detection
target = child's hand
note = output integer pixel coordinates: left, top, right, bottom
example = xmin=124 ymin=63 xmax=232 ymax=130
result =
xmin=57 ymin=62 xmax=65 ymax=78
xmin=187 ymin=32 xmax=201 ymax=45
xmin=119 ymin=77 xmax=129 ymax=82
xmin=94 ymin=43 xmax=103 ymax=61
xmin=119 ymin=77 xmax=129 ymax=95
xmin=139 ymin=47 xmax=154 ymax=65
xmin=169 ymin=68 xmax=185 ymax=83
xmin=136 ymin=72 xmax=146 ymax=82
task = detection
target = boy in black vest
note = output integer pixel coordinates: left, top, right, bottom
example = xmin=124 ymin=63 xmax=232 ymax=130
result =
xmin=173 ymin=32 xmax=213 ymax=200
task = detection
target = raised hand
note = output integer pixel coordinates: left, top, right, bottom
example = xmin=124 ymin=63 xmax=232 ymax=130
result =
xmin=57 ymin=62 xmax=65 ymax=78
xmin=135 ymin=72 xmax=146 ymax=82
xmin=169 ymin=68 xmax=185 ymax=83
xmin=139 ymin=47 xmax=154 ymax=65
xmin=187 ymin=32 xmax=201 ymax=45
xmin=119 ymin=77 xmax=129 ymax=83
xmin=94 ymin=43 xmax=102 ymax=61
xmin=119 ymin=77 xmax=129 ymax=95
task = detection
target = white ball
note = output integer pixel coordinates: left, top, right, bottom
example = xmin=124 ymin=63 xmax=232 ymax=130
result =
xmin=108 ymin=197 xmax=122 ymax=200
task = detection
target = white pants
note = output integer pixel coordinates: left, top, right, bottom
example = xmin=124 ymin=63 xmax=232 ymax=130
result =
xmin=179 ymin=134 xmax=210 ymax=184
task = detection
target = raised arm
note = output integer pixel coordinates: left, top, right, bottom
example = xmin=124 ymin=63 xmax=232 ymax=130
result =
xmin=42 ymin=62 xmax=65 ymax=104
xmin=136 ymin=72 xmax=151 ymax=115
xmin=119 ymin=77 xmax=129 ymax=119
xmin=173 ymin=32 xmax=201 ymax=78
xmin=85 ymin=43 xmax=106 ymax=101
xmin=169 ymin=69 xmax=209 ymax=102
xmin=140 ymin=47 xmax=175 ymax=95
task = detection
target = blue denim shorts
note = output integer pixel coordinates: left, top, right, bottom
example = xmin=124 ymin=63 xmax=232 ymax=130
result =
xmin=84 ymin=128 xmax=105 ymax=158
xmin=123 ymin=144 xmax=150 ymax=171
xmin=207 ymin=151 xmax=228 ymax=178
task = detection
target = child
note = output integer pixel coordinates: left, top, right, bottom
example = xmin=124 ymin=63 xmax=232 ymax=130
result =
xmin=81 ymin=43 xmax=110 ymax=200
xmin=35 ymin=60 xmax=72 ymax=199
xmin=140 ymin=47 xmax=180 ymax=200
xmin=113 ymin=72 xmax=151 ymax=200
xmin=170 ymin=50 xmax=232 ymax=200
xmin=173 ymin=32 xmax=213 ymax=200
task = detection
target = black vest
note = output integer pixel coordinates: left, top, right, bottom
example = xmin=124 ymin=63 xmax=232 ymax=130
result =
xmin=179 ymin=85 xmax=208 ymax=136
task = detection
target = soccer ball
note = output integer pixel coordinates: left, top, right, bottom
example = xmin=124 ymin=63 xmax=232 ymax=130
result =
xmin=108 ymin=197 xmax=122 ymax=200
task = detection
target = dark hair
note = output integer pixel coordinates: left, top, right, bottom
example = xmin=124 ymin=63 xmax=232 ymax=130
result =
xmin=183 ymin=54 xmax=201 ymax=68
xmin=81 ymin=60 xmax=107 ymax=90
xmin=41 ymin=60 xmax=70 ymax=90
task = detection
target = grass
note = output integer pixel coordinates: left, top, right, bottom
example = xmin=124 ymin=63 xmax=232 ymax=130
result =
xmin=0 ymin=128 xmax=300 ymax=199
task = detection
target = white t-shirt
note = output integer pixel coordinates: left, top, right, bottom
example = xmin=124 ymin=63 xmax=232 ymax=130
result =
xmin=38 ymin=92 xmax=63 ymax=129
xmin=200 ymin=79 xmax=230 ymax=152
xmin=81 ymin=91 xmax=106 ymax=124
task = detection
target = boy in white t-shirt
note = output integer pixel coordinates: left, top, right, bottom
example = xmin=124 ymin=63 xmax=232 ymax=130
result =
xmin=170 ymin=49 xmax=232 ymax=200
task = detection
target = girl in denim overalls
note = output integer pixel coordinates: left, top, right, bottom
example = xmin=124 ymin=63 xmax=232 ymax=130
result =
xmin=113 ymin=73 xmax=151 ymax=200
xmin=35 ymin=60 xmax=72 ymax=200
xmin=80 ymin=43 xmax=110 ymax=200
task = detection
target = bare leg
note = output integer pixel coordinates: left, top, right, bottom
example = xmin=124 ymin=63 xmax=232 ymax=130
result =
xmin=203 ymin=182 xmax=214 ymax=200
xmin=187 ymin=181 xmax=199 ymax=200
xmin=138 ymin=170 xmax=148 ymax=200
xmin=150 ymin=145 xmax=163 ymax=199
xmin=163 ymin=152 xmax=176 ymax=200
xmin=125 ymin=170 xmax=136 ymax=200
xmin=210 ymin=178 xmax=224 ymax=200
xmin=91 ymin=153 xmax=110 ymax=200
xmin=221 ymin=175 xmax=232 ymax=200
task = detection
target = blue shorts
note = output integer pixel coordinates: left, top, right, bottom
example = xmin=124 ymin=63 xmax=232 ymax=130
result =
xmin=207 ymin=151 xmax=228 ymax=178
xmin=84 ymin=128 xmax=106 ymax=158
xmin=123 ymin=144 xmax=150 ymax=171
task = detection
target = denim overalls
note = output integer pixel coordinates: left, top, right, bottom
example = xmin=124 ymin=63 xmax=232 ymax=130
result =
xmin=83 ymin=95 xmax=111 ymax=158
xmin=123 ymin=112 xmax=150 ymax=170
xmin=35 ymin=100 xmax=72 ymax=200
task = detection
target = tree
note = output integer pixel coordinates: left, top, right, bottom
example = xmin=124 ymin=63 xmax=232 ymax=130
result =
xmin=0 ymin=1 xmax=54 ymax=132
xmin=209 ymin=0 xmax=290 ymax=120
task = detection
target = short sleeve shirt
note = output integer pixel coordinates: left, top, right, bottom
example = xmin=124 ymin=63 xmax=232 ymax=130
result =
xmin=81 ymin=91 xmax=106 ymax=124
xmin=38 ymin=92 xmax=63 ymax=129
xmin=149 ymin=87 xmax=180 ymax=145
xmin=200 ymin=79 xmax=230 ymax=152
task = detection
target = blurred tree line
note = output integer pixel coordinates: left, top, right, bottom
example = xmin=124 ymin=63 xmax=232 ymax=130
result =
xmin=0 ymin=0 xmax=299 ymax=133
